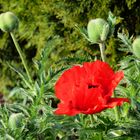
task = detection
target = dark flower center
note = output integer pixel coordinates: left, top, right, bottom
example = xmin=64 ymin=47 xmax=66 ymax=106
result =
xmin=88 ymin=84 xmax=99 ymax=89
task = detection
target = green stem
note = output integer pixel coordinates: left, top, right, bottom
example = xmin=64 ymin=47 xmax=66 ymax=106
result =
xmin=90 ymin=114 xmax=94 ymax=124
xmin=99 ymin=43 xmax=119 ymax=120
xmin=36 ymin=84 xmax=44 ymax=105
xmin=113 ymin=92 xmax=119 ymax=121
xmin=99 ymin=43 xmax=106 ymax=62
xmin=114 ymin=106 xmax=119 ymax=121
xmin=10 ymin=32 xmax=32 ymax=84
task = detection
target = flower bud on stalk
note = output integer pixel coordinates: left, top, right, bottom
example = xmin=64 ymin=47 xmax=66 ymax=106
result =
xmin=0 ymin=11 xmax=33 ymax=85
xmin=87 ymin=18 xmax=109 ymax=44
xmin=0 ymin=11 xmax=19 ymax=32
xmin=132 ymin=37 xmax=140 ymax=58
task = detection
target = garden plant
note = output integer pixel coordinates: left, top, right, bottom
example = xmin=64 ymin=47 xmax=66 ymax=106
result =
xmin=0 ymin=9 xmax=140 ymax=140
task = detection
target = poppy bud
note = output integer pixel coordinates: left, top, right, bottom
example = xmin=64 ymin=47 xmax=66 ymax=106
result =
xmin=87 ymin=18 xmax=109 ymax=43
xmin=132 ymin=37 xmax=140 ymax=58
xmin=8 ymin=113 xmax=24 ymax=129
xmin=0 ymin=11 xmax=19 ymax=32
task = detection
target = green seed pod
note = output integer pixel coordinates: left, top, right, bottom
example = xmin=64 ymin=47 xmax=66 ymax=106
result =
xmin=8 ymin=113 xmax=24 ymax=129
xmin=0 ymin=11 xmax=19 ymax=32
xmin=132 ymin=37 xmax=140 ymax=58
xmin=87 ymin=18 xmax=109 ymax=43
xmin=101 ymin=23 xmax=110 ymax=41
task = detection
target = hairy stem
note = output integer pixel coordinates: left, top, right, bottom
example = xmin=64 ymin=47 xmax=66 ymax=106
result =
xmin=99 ymin=43 xmax=119 ymax=120
xmin=113 ymin=93 xmax=119 ymax=121
xmin=114 ymin=106 xmax=119 ymax=121
xmin=10 ymin=32 xmax=32 ymax=84
xmin=99 ymin=43 xmax=106 ymax=62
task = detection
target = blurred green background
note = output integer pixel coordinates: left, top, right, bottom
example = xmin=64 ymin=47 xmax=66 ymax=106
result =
xmin=0 ymin=0 xmax=140 ymax=94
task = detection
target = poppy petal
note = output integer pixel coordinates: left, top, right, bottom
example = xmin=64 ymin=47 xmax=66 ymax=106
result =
xmin=54 ymin=102 xmax=80 ymax=116
xmin=105 ymin=71 xmax=124 ymax=99
xmin=106 ymin=98 xmax=130 ymax=108
xmin=54 ymin=60 xmax=129 ymax=116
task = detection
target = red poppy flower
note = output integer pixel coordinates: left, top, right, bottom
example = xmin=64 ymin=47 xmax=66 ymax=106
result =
xmin=54 ymin=60 xmax=129 ymax=116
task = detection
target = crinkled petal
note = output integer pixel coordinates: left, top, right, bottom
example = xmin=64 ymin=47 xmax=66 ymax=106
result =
xmin=54 ymin=102 xmax=80 ymax=116
xmin=54 ymin=60 xmax=129 ymax=116
xmin=81 ymin=105 xmax=105 ymax=114
xmin=83 ymin=86 xmax=104 ymax=109
xmin=55 ymin=66 xmax=81 ymax=101
xmin=106 ymin=98 xmax=130 ymax=108
xmin=83 ymin=61 xmax=116 ymax=96
xmin=105 ymin=71 xmax=124 ymax=99
xmin=112 ymin=71 xmax=124 ymax=91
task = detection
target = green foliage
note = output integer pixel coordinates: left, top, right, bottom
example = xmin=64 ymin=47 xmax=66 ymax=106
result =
xmin=0 ymin=29 xmax=139 ymax=139
xmin=116 ymin=32 xmax=140 ymax=139
xmin=0 ymin=0 xmax=140 ymax=93
xmin=0 ymin=0 xmax=140 ymax=139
